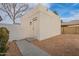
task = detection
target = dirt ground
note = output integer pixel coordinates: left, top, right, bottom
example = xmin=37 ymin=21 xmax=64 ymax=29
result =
xmin=6 ymin=34 xmax=79 ymax=56
xmin=32 ymin=34 xmax=79 ymax=56
xmin=6 ymin=41 xmax=22 ymax=56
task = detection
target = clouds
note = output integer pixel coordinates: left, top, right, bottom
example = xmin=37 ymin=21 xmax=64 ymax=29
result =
xmin=61 ymin=10 xmax=79 ymax=22
xmin=1 ymin=3 xmax=79 ymax=23
xmin=49 ymin=3 xmax=79 ymax=22
xmin=0 ymin=3 xmax=51 ymax=24
xmin=28 ymin=3 xmax=38 ymax=9
xmin=41 ymin=3 xmax=51 ymax=8
xmin=28 ymin=3 xmax=51 ymax=9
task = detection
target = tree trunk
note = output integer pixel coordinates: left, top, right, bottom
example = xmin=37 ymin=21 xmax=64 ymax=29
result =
xmin=13 ymin=19 xmax=16 ymax=24
xmin=13 ymin=21 xmax=15 ymax=24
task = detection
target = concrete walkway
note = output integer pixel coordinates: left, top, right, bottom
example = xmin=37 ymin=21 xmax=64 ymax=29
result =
xmin=16 ymin=40 xmax=49 ymax=56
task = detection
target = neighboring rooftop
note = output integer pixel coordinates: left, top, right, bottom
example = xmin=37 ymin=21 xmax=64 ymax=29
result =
xmin=62 ymin=20 xmax=79 ymax=26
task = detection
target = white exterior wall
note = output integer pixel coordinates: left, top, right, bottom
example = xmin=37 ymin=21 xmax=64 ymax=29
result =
xmin=0 ymin=24 xmax=26 ymax=41
xmin=21 ymin=10 xmax=40 ymax=39
xmin=21 ymin=5 xmax=61 ymax=40
xmin=39 ymin=12 xmax=61 ymax=40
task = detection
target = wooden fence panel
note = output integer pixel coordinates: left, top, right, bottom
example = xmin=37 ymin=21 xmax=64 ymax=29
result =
xmin=61 ymin=26 xmax=79 ymax=34
xmin=76 ymin=27 xmax=79 ymax=34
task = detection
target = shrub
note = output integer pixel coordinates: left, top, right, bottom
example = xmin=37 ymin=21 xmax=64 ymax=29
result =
xmin=0 ymin=27 xmax=9 ymax=56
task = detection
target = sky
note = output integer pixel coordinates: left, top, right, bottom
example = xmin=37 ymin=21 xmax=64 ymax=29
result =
xmin=0 ymin=3 xmax=79 ymax=24
xmin=46 ymin=3 xmax=79 ymax=22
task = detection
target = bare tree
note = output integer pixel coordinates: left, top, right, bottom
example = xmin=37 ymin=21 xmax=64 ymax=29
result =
xmin=0 ymin=16 xmax=2 ymax=21
xmin=0 ymin=3 xmax=29 ymax=24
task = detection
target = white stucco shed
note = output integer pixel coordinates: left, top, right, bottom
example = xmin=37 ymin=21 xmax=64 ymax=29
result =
xmin=21 ymin=4 xmax=61 ymax=40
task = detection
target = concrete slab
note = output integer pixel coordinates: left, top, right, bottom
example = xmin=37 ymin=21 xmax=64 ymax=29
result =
xmin=16 ymin=40 xmax=49 ymax=56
